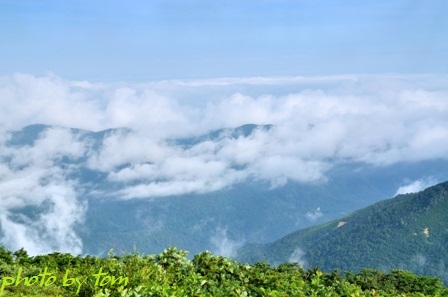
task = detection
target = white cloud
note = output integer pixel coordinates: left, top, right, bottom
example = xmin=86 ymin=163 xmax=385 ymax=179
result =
xmin=0 ymin=169 xmax=85 ymax=255
xmin=2 ymin=73 xmax=447 ymax=147
xmin=1 ymin=73 xmax=448 ymax=253
xmin=86 ymin=129 xmax=174 ymax=172
xmin=0 ymin=73 xmax=105 ymax=132
xmin=117 ymin=179 xmax=230 ymax=199
xmin=395 ymin=178 xmax=438 ymax=195
xmin=105 ymin=87 xmax=198 ymax=137
xmin=2 ymin=72 xmax=447 ymax=198
xmin=0 ymin=127 xmax=86 ymax=255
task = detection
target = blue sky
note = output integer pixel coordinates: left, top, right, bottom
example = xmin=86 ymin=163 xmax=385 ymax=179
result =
xmin=1 ymin=0 xmax=447 ymax=81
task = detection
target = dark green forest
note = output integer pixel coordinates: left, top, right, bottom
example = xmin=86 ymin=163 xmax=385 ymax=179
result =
xmin=0 ymin=246 xmax=447 ymax=296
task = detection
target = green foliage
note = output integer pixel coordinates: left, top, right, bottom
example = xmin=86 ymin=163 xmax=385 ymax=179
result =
xmin=0 ymin=246 xmax=13 ymax=265
xmin=0 ymin=246 xmax=446 ymax=297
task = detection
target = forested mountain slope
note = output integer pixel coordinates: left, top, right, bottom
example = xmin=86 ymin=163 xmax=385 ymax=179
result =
xmin=237 ymin=181 xmax=448 ymax=283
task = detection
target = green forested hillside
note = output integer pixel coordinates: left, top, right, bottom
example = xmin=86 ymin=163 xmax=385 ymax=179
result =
xmin=237 ymin=181 xmax=448 ymax=284
xmin=0 ymin=246 xmax=446 ymax=296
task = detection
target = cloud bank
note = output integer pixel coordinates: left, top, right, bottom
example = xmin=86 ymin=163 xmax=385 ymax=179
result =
xmin=1 ymin=73 xmax=448 ymax=254
xmin=0 ymin=127 xmax=86 ymax=255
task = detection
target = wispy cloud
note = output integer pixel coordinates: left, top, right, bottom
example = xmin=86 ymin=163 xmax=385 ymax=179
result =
xmin=289 ymin=247 xmax=307 ymax=268
xmin=210 ymin=227 xmax=244 ymax=258
xmin=395 ymin=177 xmax=438 ymax=195
xmin=0 ymin=128 xmax=86 ymax=255
xmin=305 ymin=207 xmax=323 ymax=223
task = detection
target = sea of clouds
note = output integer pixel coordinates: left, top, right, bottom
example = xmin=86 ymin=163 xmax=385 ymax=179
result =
xmin=0 ymin=73 xmax=447 ymax=255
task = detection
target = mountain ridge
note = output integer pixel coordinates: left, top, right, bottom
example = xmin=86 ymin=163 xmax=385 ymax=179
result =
xmin=236 ymin=180 xmax=448 ymax=283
